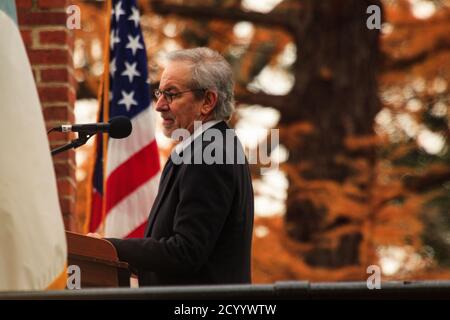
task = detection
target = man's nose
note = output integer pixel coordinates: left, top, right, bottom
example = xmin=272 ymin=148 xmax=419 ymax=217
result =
xmin=154 ymin=96 xmax=169 ymax=112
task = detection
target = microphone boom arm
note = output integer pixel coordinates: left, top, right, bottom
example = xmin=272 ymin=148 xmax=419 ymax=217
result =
xmin=50 ymin=132 xmax=94 ymax=156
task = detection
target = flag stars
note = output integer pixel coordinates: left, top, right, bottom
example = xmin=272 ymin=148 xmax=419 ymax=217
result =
xmin=110 ymin=57 xmax=117 ymax=77
xmin=114 ymin=1 xmax=125 ymax=22
xmin=121 ymin=61 xmax=141 ymax=83
xmin=110 ymin=29 xmax=120 ymax=50
xmin=118 ymin=90 xmax=138 ymax=111
xmin=128 ymin=7 xmax=140 ymax=28
xmin=126 ymin=34 xmax=144 ymax=55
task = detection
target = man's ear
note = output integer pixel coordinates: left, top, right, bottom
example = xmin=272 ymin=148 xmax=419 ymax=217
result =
xmin=200 ymin=90 xmax=218 ymax=116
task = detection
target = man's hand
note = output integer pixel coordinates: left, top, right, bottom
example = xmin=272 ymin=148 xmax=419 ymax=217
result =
xmin=86 ymin=233 xmax=102 ymax=239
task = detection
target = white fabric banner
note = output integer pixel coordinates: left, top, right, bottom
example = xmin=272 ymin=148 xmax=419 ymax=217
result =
xmin=0 ymin=11 xmax=67 ymax=291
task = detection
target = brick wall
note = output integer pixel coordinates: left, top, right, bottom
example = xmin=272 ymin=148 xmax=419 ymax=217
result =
xmin=17 ymin=0 xmax=76 ymax=230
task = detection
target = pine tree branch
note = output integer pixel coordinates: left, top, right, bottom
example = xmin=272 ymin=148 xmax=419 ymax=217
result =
xmin=150 ymin=0 xmax=299 ymax=31
xmin=382 ymin=42 xmax=450 ymax=72
xmin=403 ymin=170 xmax=450 ymax=192
xmin=235 ymin=90 xmax=290 ymax=110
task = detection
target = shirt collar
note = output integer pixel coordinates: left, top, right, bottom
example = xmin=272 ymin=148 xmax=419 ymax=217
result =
xmin=174 ymin=120 xmax=222 ymax=155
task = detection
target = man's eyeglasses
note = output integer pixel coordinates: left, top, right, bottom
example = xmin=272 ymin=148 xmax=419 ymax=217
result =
xmin=153 ymin=88 xmax=207 ymax=103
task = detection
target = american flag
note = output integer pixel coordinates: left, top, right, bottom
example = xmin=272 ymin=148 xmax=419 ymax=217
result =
xmin=88 ymin=0 xmax=160 ymax=238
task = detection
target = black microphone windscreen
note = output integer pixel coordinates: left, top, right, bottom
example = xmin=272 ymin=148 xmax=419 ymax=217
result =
xmin=108 ymin=116 xmax=132 ymax=139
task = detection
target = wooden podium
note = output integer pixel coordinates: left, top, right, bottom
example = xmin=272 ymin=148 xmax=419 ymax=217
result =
xmin=66 ymin=231 xmax=131 ymax=288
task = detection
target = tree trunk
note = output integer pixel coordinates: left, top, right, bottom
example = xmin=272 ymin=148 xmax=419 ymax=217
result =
xmin=283 ymin=0 xmax=382 ymax=268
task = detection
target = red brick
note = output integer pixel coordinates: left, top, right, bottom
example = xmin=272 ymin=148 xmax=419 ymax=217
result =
xmin=57 ymin=163 xmax=76 ymax=184
xmin=68 ymin=87 xmax=76 ymax=106
xmin=43 ymin=105 xmax=72 ymax=120
xmin=18 ymin=0 xmax=77 ymax=228
xmin=47 ymin=133 xmax=70 ymax=146
xmin=52 ymin=148 xmax=75 ymax=162
xmin=20 ymin=29 xmax=33 ymax=47
xmin=16 ymin=0 xmax=33 ymax=9
xmin=63 ymin=212 xmax=74 ymax=230
xmin=27 ymin=48 xmax=68 ymax=64
xmin=54 ymin=160 xmax=76 ymax=177
xmin=53 ymin=156 xmax=76 ymax=168
xmin=38 ymin=0 xmax=68 ymax=9
xmin=69 ymin=72 xmax=77 ymax=89
xmin=39 ymin=30 xmax=67 ymax=45
xmin=41 ymin=68 xmax=69 ymax=82
xmin=57 ymin=178 xmax=76 ymax=196
xmin=54 ymin=162 xmax=71 ymax=177
xmin=59 ymin=197 xmax=75 ymax=217
xmin=17 ymin=11 xmax=67 ymax=26
xmin=38 ymin=86 xmax=70 ymax=103
xmin=45 ymin=112 xmax=75 ymax=126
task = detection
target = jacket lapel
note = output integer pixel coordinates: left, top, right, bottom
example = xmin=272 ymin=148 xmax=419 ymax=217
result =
xmin=144 ymin=157 xmax=175 ymax=236
xmin=144 ymin=121 xmax=229 ymax=237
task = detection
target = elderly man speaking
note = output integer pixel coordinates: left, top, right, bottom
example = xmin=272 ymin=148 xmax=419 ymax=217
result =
xmin=93 ymin=47 xmax=254 ymax=286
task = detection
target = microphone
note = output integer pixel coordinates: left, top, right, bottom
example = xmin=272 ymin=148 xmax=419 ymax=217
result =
xmin=56 ymin=116 xmax=132 ymax=139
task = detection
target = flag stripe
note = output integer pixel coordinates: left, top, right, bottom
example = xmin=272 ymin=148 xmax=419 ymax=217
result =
xmin=106 ymin=140 xmax=159 ymax=212
xmin=106 ymin=107 xmax=157 ymax=175
xmin=126 ymin=221 xmax=147 ymax=238
xmin=89 ymin=190 xmax=104 ymax=233
xmin=104 ymin=176 xmax=160 ymax=238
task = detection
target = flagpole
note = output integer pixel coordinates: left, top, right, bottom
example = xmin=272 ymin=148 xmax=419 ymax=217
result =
xmin=100 ymin=0 xmax=112 ymax=237
xmin=84 ymin=0 xmax=112 ymax=235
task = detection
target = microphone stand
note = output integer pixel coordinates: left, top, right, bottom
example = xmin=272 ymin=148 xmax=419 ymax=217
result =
xmin=51 ymin=132 xmax=94 ymax=156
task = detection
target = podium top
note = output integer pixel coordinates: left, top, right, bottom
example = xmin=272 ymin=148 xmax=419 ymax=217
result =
xmin=65 ymin=231 xmax=127 ymax=268
xmin=65 ymin=231 xmax=130 ymax=287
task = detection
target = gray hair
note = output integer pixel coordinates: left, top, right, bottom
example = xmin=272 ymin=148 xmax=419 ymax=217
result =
xmin=166 ymin=47 xmax=235 ymax=121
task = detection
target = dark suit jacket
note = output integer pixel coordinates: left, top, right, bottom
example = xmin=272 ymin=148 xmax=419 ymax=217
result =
xmin=107 ymin=121 xmax=254 ymax=286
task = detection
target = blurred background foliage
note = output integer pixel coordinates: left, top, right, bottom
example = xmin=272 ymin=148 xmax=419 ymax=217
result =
xmin=73 ymin=0 xmax=450 ymax=282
